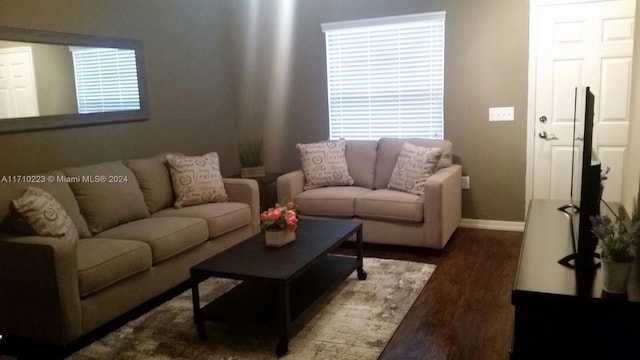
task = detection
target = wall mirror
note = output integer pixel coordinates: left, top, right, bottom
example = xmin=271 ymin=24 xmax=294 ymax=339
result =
xmin=0 ymin=26 xmax=148 ymax=134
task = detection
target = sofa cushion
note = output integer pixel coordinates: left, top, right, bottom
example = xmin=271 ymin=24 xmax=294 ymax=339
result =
xmin=96 ymin=217 xmax=208 ymax=265
xmin=11 ymin=187 xmax=79 ymax=242
xmin=77 ymin=237 xmax=152 ymax=298
xmin=297 ymin=139 xmax=354 ymax=190
xmin=0 ymin=170 xmax=91 ymax=238
xmin=64 ymin=161 xmax=149 ymax=234
xmin=295 ymin=186 xmax=372 ymax=217
xmin=165 ymin=152 xmax=228 ymax=208
xmin=345 ymin=140 xmax=378 ymax=189
xmin=152 ymin=202 xmax=252 ymax=238
xmin=374 ymin=138 xmax=453 ymax=189
xmin=387 ymin=144 xmax=442 ymax=196
xmin=126 ymin=154 xmax=178 ymax=213
xmin=355 ymin=189 xmax=424 ymax=222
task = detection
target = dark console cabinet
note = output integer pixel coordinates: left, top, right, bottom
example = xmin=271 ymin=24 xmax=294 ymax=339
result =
xmin=237 ymin=172 xmax=282 ymax=212
xmin=511 ymin=200 xmax=640 ymax=360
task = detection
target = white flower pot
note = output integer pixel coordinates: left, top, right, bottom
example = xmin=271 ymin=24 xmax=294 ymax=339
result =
xmin=265 ymin=230 xmax=296 ymax=247
xmin=601 ymin=258 xmax=633 ymax=294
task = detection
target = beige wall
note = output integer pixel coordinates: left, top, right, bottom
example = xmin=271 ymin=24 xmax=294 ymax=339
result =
xmin=0 ymin=0 xmax=239 ymax=176
xmin=0 ymin=0 xmax=530 ymax=221
xmin=227 ymin=0 xmax=529 ymax=221
xmin=621 ymin=2 xmax=640 ymax=215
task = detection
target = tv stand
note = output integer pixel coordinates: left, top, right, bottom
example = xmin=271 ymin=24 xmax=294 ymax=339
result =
xmin=511 ymin=199 xmax=640 ymax=359
xmin=557 ymin=203 xmax=579 ymax=214
xmin=555 ymin=203 xmax=601 ymax=269
xmin=557 ymin=252 xmax=601 ymax=269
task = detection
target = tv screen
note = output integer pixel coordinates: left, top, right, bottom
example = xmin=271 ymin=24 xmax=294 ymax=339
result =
xmin=575 ymin=87 xmax=601 ymax=267
xmin=558 ymin=86 xmax=601 ymax=269
xmin=559 ymin=88 xmax=582 ymax=216
xmin=570 ymin=88 xmax=585 ymax=212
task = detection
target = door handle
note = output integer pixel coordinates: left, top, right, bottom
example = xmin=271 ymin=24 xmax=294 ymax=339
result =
xmin=538 ymin=131 xmax=558 ymax=141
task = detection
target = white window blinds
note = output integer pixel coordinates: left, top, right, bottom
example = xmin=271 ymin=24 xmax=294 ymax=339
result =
xmin=71 ymin=47 xmax=141 ymax=114
xmin=322 ymin=12 xmax=445 ymax=140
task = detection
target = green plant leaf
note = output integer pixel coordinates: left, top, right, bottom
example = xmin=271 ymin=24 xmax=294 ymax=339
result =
xmin=239 ymin=134 xmax=263 ymax=167
xmin=591 ymin=214 xmax=639 ymax=262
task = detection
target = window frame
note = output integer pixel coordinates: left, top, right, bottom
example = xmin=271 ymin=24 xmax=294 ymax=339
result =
xmin=322 ymin=12 xmax=446 ymax=140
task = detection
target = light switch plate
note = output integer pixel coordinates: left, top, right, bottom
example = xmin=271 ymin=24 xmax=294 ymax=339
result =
xmin=461 ymin=176 xmax=470 ymax=190
xmin=489 ymin=106 xmax=515 ymax=121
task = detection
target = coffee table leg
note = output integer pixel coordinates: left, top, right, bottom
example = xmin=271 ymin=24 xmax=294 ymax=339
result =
xmin=356 ymin=227 xmax=367 ymax=280
xmin=276 ymin=281 xmax=291 ymax=356
xmin=191 ymin=276 xmax=207 ymax=340
xmin=276 ymin=338 xmax=289 ymax=357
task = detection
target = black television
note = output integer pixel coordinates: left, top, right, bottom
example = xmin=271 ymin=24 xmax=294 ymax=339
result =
xmin=558 ymin=86 xmax=601 ymax=269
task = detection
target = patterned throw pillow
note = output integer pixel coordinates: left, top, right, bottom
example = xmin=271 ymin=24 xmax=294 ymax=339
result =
xmin=297 ymin=139 xmax=354 ymax=190
xmin=165 ymin=152 xmax=228 ymax=208
xmin=387 ymin=143 xmax=443 ymax=196
xmin=11 ymin=187 xmax=79 ymax=242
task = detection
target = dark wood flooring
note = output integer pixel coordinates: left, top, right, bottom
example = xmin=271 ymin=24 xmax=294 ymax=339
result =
xmin=0 ymin=227 xmax=522 ymax=360
xmin=337 ymin=227 xmax=523 ymax=360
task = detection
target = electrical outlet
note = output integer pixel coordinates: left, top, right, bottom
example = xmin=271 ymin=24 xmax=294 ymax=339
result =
xmin=489 ymin=106 xmax=515 ymax=121
xmin=461 ymin=176 xmax=470 ymax=190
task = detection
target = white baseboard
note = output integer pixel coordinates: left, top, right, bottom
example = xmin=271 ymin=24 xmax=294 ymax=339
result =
xmin=460 ymin=218 xmax=525 ymax=232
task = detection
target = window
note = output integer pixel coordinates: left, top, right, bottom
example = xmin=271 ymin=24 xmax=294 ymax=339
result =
xmin=322 ymin=12 xmax=445 ymax=140
xmin=70 ymin=47 xmax=141 ymax=114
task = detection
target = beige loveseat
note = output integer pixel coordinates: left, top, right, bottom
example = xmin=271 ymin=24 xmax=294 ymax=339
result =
xmin=277 ymin=138 xmax=461 ymax=249
xmin=0 ymin=154 xmax=259 ymax=348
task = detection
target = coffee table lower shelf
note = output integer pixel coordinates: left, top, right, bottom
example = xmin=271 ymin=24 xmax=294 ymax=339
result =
xmin=194 ymin=255 xmax=364 ymax=355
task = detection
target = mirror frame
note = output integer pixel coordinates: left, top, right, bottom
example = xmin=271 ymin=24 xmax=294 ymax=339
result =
xmin=0 ymin=26 xmax=149 ymax=134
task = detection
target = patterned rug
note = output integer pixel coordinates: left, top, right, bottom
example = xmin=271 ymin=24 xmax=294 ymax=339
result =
xmin=70 ymin=257 xmax=435 ymax=360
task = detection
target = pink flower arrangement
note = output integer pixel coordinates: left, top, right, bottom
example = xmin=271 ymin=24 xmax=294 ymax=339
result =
xmin=260 ymin=202 xmax=299 ymax=232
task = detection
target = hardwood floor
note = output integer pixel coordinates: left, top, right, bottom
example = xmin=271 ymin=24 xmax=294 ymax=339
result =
xmin=0 ymin=227 xmax=522 ymax=360
xmin=339 ymin=227 xmax=523 ymax=360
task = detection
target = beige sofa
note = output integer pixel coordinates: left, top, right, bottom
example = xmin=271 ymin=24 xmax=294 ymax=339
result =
xmin=0 ymin=154 xmax=259 ymax=348
xmin=277 ymin=138 xmax=461 ymax=249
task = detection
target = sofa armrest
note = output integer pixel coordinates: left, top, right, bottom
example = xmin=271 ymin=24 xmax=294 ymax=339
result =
xmin=0 ymin=234 xmax=81 ymax=345
xmin=223 ymin=178 xmax=260 ymax=232
xmin=276 ymin=170 xmax=305 ymax=204
xmin=423 ymin=165 xmax=462 ymax=249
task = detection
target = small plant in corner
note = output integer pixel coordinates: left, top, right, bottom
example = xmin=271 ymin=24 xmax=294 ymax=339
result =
xmin=590 ymin=202 xmax=640 ymax=294
xmin=600 ymin=166 xmax=611 ymax=185
xmin=239 ymin=134 xmax=264 ymax=168
xmin=599 ymin=166 xmax=610 ymax=197
xmin=591 ymin=213 xmax=639 ymax=262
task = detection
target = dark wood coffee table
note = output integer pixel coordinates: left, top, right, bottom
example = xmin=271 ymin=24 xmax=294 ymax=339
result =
xmin=190 ymin=218 xmax=366 ymax=356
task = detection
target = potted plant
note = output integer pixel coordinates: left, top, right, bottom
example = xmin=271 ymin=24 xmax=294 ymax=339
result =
xmin=239 ymin=134 xmax=265 ymax=178
xmin=591 ymin=203 xmax=640 ymax=294
xmin=600 ymin=166 xmax=610 ymax=198
xmin=260 ymin=202 xmax=299 ymax=247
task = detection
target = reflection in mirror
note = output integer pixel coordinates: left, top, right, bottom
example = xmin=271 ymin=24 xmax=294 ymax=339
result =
xmin=70 ymin=46 xmax=140 ymax=114
xmin=0 ymin=26 xmax=148 ymax=133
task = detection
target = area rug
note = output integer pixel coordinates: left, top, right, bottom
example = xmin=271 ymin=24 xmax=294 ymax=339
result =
xmin=70 ymin=257 xmax=435 ymax=360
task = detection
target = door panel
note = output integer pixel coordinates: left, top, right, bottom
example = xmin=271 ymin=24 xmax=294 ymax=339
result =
xmin=0 ymin=47 xmax=38 ymax=119
xmin=600 ymin=58 xmax=631 ymax=121
xmin=549 ymin=146 xmax=575 ymax=199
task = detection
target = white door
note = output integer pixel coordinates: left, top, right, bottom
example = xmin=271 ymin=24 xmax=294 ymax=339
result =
xmin=529 ymin=0 xmax=635 ymax=203
xmin=0 ymin=46 xmax=39 ymax=119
